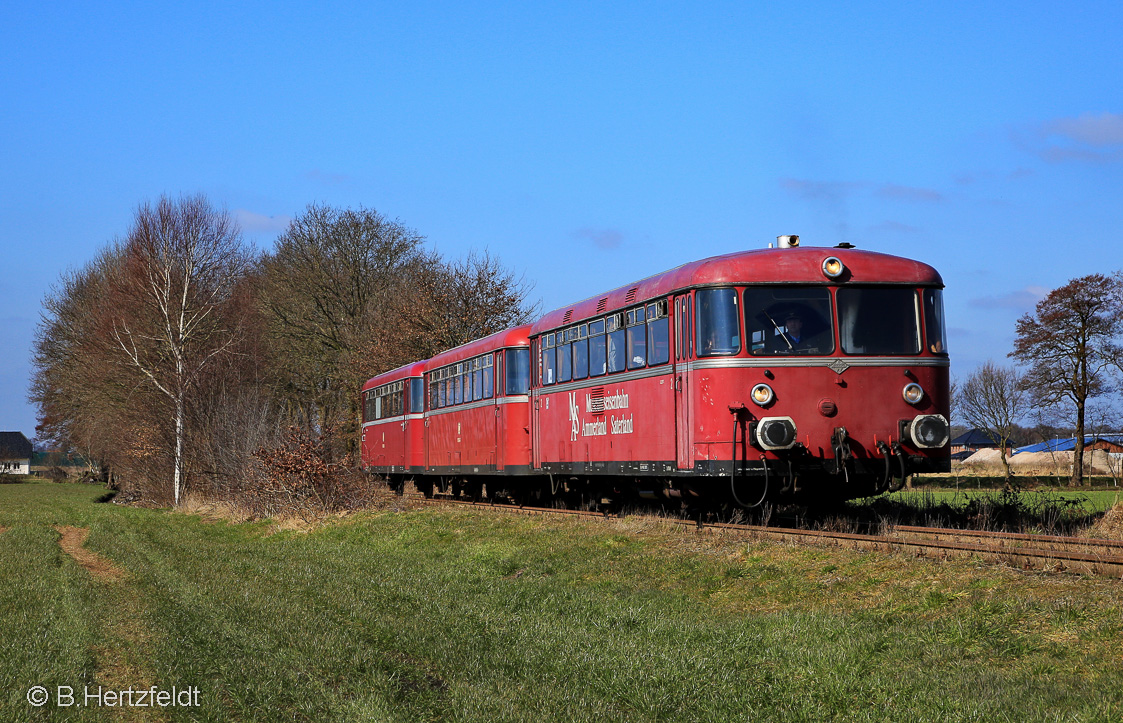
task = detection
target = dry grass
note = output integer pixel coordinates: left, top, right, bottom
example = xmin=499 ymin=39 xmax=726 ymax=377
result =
xmin=55 ymin=525 xmax=126 ymax=582
xmin=1084 ymin=501 xmax=1123 ymax=539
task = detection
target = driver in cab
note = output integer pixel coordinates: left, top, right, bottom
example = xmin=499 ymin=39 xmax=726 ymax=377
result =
xmin=772 ymin=310 xmax=822 ymax=353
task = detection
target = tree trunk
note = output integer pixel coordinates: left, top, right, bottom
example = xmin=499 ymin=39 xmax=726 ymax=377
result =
xmin=174 ymin=391 xmax=184 ymax=506
xmin=1000 ymin=441 xmax=1014 ymax=491
xmin=1072 ymin=399 xmax=1085 ymax=487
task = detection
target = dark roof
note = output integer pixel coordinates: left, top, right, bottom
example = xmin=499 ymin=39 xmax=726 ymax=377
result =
xmin=0 ymin=432 xmax=32 ymax=459
xmin=950 ymin=428 xmax=999 ymax=447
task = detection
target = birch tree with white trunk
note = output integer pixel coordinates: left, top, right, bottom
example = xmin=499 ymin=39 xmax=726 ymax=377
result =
xmin=111 ymin=195 xmax=249 ymax=505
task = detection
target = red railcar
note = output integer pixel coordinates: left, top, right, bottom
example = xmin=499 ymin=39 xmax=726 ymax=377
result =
xmin=361 ymin=360 xmax=428 ymax=476
xmin=530 ymin=242 xmax=949 ymax=505
xmin=363 ymin=326 xmax=533 ymax=497
xmin=364 ymin=240 xmax=950 ymax=506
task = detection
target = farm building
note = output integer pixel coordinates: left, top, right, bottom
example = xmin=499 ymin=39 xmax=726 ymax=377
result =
xmin=1013 ymin=435 xmax=1123 ymax=455
xmin=950 ymin=428 xmax=1003 ymax=455
xmin=0 ymin=432 xmax=33 ymax=475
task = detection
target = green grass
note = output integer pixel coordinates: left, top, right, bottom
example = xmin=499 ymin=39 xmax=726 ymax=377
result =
xmin=2 ymin=482 xmax=1122 ymax=722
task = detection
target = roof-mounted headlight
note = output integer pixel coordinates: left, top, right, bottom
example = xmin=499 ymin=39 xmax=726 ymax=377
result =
xmin=822 ymin=257 xmax=845 ymax=279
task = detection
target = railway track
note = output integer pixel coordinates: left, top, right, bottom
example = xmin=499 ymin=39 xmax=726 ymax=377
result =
xmin=419 ymin=497 xmax=1123 ymax=578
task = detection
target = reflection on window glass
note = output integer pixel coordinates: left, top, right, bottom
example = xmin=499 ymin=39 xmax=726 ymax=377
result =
xmin=506 ymin=348 xmax=530 ymax=394
xmin=572 ymin=339 xmax=588 ymax=379
xmin=411 ymin=379 xmax=424 ymax=413
xmin=745 ymin=287 xmax=834 ymax=356
xmin=923 ymin=289 xmax=949 ymax=355
xmin=483 ymin=366 xmax=493 ymax=398
xmin=696 ymin=288 xmax=740 ymax=356
xmin=627 ymin=324 xmax=646 ymax=369
xmin=590 ymin=333 xmax=606 ymax=376
xmin=607 ymin=328 xmax=626 ymax=373
xmin=648 ymin=317 xmax=669 ymax=365
xmin=558 ymin=342 xmax=572 ymax=382
xmin=542 ymin=344 xmax=555 ymax=385
xmin=838 ymin=287 xmax=921 ymax=355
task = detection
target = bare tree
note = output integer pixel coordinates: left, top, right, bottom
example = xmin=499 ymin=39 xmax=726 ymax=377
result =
xmin=956 ymin=361 xmax=1026 ymax=487
xmin=257 ymin=204 xmax=433 ymax=460
xmin=110 ymin=195 xmax=250 ymax=505
xmin=1010 ymin=273 xmax=1123 ymax=486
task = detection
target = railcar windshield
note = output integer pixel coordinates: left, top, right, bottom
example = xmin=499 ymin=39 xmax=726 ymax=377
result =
xmin=923 ymin=289 xmax=949 ymax=355
xmin=745 ymin=287 xmax=834 ymax=355
xmin=505 ymin=348 xmax=530 ymax=395
xmin=837 ymin=287 xmax=921 ymax=355
xmin=695 ymin=288 xmax=740 ymax=356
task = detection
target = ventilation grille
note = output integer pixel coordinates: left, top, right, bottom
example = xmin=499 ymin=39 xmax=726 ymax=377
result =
xmin=563 ymin=309 xmax=573 ymax=324
xmin=596 ymin=297 xmax=608 ymax=313
xmin=624 ymin=288 xmax=638 ymax=304
xmin=589 ymin=387 xmax=605 ymax=414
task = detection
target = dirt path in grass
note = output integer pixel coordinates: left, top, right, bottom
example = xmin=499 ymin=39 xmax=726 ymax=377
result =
xmin=55 ymin=526 xmax=165 ymax=721
xmin=56 ymin=526 xmax=126 ymax=581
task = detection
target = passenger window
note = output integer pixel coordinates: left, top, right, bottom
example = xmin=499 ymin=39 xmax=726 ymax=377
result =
xmin=542 ymin=336 xmax=556 ymax=385
xmin=626 ymin=318 xmax=646 ymax=369
xmin=558 ymin=341 xmax=572 ymax=383
xmin=607 ymin=314 xmax=626 ymax=373
xmin=572 ymin=338 xmax=589 ymax=379
xmin=648 ymin=316 xmax=670 ymax=365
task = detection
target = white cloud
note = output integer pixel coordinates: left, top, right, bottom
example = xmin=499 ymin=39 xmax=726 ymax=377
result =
xmin=1017 ymin=112 xmax=1123 ymax=163
xmin=1043 ymin=112 xmax=1123 ymax=146
xmin=968 ymin=285 xmax=1048 ymax=312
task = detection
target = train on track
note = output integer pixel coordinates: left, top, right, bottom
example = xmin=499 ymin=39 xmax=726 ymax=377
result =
xmin=361 ymin=236 xmax=950 ymax=508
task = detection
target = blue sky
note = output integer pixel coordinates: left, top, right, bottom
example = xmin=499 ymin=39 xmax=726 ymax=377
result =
xmin=2 ymin=1 xmax=1121 ymax=440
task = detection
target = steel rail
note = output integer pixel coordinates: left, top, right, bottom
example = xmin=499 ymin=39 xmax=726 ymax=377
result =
xmin=418 ymin=497 xmax=1123 ymax=578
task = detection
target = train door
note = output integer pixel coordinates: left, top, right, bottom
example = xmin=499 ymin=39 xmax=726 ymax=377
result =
xmin=531 ymin=339 xmax=543 ymax=470
xmin=494 ymin=352 xmax=504 ymax=470
xmin=674 ymin=294 xmax=694 ymax=470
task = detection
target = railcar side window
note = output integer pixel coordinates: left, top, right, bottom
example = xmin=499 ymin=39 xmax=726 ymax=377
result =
xmin=363 ymin=390 xmax=376 ymax=422
xmin=745 ymin=287 xmax=834 ymax=356
xmin=647 ymin=300 xmax=670 ymax=365
xmin=557 ymin=335 xmax=572 ymax=383
xmin=607 ymin=313 xmax=626 ymax=373
xmin=837 ymin=287 xmax=921 ymax=355
xmin=411 ymin=379 xmax=424 ymax=413
xmin=626 ymin=307 xmax=647 ymax=369
xmin=589 ymin=319 xmax=607 ymax=376
xmin=482 ymin=357 xmax=494 ymax=398
xmin=505 ymin=348 xmax=530 ymax=395
xmin=923 ymin=289 xmax=949 ymax=355
xmin=542 ymin=334 xmax=556 ymax=385
xmin=572 ymin=332 xmax=589 ymax=380
xmin=696 ymin=288 xmax=740 ymax=356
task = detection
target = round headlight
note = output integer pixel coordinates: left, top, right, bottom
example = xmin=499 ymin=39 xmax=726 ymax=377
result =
xmin=822 ymin=257 xmax=845 ymax=279
xmin=751 ymin=383 xmax=774 ymax=406
xmin=903 ymin=383 xmax=925 ymax=405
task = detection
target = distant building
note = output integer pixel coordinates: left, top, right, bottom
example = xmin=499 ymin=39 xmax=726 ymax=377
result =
xmin=950 ymin=428 xmax=1002 ymax=455
xmin=0 ymin=432 xmax=33 ymax=475
xmin=1013 ymin=435 xmax=1123 ymax=455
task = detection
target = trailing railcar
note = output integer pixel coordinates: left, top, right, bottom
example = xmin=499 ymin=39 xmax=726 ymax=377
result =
xmin=361 ymin=360 xmax=428 ymax=479
xmin=362 ymin=326 xmax=533 ymax=498
xmin=364 ymin=238 xmax=950 ymax=507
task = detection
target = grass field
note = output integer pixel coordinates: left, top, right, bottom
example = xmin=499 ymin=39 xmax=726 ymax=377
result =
xmin=2 ymin=482 xmax=1122 ymax=722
